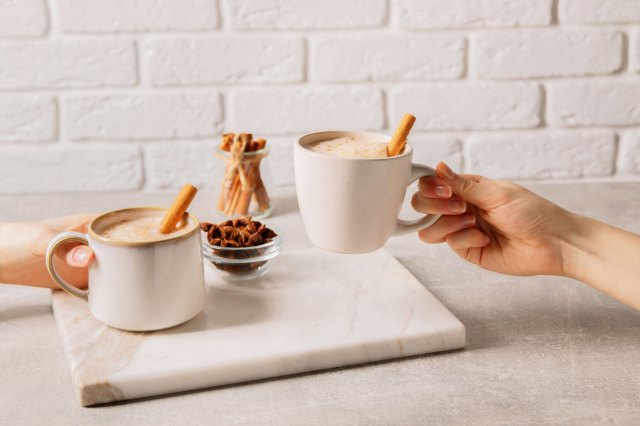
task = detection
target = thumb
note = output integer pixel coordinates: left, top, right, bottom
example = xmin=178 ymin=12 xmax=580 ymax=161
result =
xmin=435 ymin=162 xmax=497 ymax=208
xmin=65 ymin=245 xmax=94 ymax=268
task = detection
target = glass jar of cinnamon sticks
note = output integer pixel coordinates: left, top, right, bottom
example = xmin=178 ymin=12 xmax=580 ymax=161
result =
xmin=214 ymin=133 xmax=273 ymax=220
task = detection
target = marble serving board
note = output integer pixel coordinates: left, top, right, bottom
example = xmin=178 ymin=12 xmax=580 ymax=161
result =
xmin=52 ymin=248 xmax=465 ymax=406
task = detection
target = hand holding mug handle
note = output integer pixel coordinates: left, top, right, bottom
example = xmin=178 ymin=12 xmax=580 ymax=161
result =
xmin=393 ymin=164 xmax=441 ymax=236
xmin=46 ymin=231 xmax=90 ymax=301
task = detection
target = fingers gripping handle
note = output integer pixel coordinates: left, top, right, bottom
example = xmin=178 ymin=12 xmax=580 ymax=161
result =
xmin=45 ymin=231 xmax=89 ymax=301
xmin=394 ymin=164 xmax=441 ymax=236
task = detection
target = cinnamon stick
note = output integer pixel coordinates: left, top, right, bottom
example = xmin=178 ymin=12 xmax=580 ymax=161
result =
xmin=159 ymin=184 xmax=198 ymax=234
xmin=387 ymin=113 xmax=416 ymax=157
xmin=251 ymin=138 xmax=270 ymax=211
xmin=217 ymin=133 xmax=271 ymax=217
xmin=235 ymin=162 xmax=254 ymax=215
xmin=221 ymin=133 xmax=234 ymax=151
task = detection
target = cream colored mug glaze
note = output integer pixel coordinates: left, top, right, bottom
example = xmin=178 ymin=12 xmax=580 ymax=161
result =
xmin=46 ymin=207 xmax=206 ymax=332
xmin=295 ymin=131 xmax=441 ymax=254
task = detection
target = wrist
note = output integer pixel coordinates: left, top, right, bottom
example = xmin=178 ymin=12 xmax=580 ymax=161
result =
xmin=558 ymin=212 xmax=594 ymax=281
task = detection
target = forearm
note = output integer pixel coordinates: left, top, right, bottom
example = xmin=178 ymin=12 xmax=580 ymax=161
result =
xmin=0 ymin=223 xmax=54 ymax=287
xmin=561 ymin=213 xmax=640 ymax=310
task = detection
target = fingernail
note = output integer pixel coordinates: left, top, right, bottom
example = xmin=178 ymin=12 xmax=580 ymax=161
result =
xmin=448 ymin=200 xmax=466 ymax=213
xmin=435 ymin=185 xmax=452 ymax=197
xmin=72 ymin=247 xmax=89 ymax=264
xmin=482 ymin=235 xmax=491 ymax=245
xmin=439 ymin=162 xmax=456 ymax=180
xmin=462 ymin=214 xmax=476 ymax=226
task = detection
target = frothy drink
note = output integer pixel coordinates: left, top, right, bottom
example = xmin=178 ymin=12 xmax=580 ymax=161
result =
xmin=307 ymin=136 xmax=388 ymax=159
xmin=101 ymin=213 xmax=192 ymax=242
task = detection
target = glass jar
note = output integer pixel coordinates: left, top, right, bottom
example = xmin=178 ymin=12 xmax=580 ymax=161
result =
xmin=213 ymin=145 xmax=273 ymax=220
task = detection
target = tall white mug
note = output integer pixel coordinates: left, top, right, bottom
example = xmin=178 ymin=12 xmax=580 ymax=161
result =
xmin=45 ymin=207 xmax=206 ymax=331
xmin=294 ymin=131 xmax=441 ymax=254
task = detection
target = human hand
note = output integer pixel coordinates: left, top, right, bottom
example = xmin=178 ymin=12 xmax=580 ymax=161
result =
xmin=412 ymin=162 xmax=575 ymax=277
xmin=0 ymin=213 xmax=96 ymax=288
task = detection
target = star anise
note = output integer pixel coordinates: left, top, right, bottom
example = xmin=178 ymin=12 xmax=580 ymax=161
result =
xmin=200 ymin=217 xmax=277 ymax=248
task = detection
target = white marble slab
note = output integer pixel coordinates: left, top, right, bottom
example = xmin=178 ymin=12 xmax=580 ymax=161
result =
xmin=52 ymin=248 xmax=465 ymax=406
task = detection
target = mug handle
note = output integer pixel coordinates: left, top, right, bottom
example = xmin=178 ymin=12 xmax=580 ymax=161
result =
xmin=45 ymin=231 xmax=89 ymax=301
xmin=393 ymin=164 xmax=442 ymax=236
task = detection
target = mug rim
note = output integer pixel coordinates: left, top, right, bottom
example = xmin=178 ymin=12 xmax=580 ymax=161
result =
xmin=296 ymin=130 xmax=413 ymax=161
xmin=88 ymin=206 xmax=200 ymax=247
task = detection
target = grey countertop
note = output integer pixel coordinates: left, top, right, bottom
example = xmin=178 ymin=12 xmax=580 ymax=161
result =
xmin=1 ymin=183 xmax=640 ymax=425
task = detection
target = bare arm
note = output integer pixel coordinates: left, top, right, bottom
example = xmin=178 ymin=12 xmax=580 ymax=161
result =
xmin=414 ymin=162 xmax=640 ymax=310
xmin=562 ymin=214 xmax=640 ymax=309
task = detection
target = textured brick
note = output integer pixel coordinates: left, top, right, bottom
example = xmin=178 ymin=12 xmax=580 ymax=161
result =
xmin=397 ymin=0 xmax=552 ymax=29
xmin=0 ymin=40 xmax=136 ymax=89
xmin=631 ymin=29 xmax=640 ymax=73
xmin=547 ymin=82 xmax=640 ymax=127
xmin=224 ymin=0 xmax=386 ymax=29
xmin=144 ymin=141 xmax=216 ymax=190
xmin=58 ymin=0 xmax=218 ymax=33
xmin=468 ymin=132 xmax=616 ymax=179
xmin=618 ymin=132 xmax=640 ymax=174
xmin=0 ymin=96 xmax=56 ymax=143
xmin=266 ymin=137 xmax=296 ymax=187
xmin=559 ymin=0 xmax=640 ymax=24
xmin=66 ymin=93 xmax=222 ymax=141
xmin=409 ymin=137 xmax=463 ymax=171
xmin=0 ymin=145 xmax=142 ymax=193
xmin=313 ymin=34 xmax=465 ymax=82
xmin=390 ymin=83 xmax=541 ymax=130
xmin=228 ymin=88 xmax=384 ymax=134
xmin=145 ymin=137 xmax=295 ymax=190
xmin=0 ymin=0 xmax=48 ymax=37
xmin=147 ymin=36 xmax=304 ymax=86
xmin=473 ymin=30 xmax=623 ymax=79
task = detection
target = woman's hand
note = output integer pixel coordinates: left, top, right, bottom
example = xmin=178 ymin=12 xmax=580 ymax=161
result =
xmin=413 ymin=162 xmax=575 ymax=277
xmin=0 ymin=213 xmax=96 ymax=288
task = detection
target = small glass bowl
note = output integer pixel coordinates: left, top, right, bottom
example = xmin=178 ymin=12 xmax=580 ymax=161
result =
xmin=201 ymin=232 xmax=283 ymax=281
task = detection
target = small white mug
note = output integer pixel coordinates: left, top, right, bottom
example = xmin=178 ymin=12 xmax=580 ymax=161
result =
xmin=45 ymin=207 xmax=206 ymax=332
xmin=294 ymin=131 xmax=441 ymax=254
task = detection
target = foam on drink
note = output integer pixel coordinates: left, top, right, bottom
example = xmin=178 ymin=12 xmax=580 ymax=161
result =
xmin=307 ymin=136 xmax=388 ymax=159
xmin=97 ymin=210 xmax=193 ymax=243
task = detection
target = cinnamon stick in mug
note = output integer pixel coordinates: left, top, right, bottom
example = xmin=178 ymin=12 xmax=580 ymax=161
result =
xmin=159 ymin=184 xmax=198 ymax=234
xmin=387 ymin=113 xmax=416 ymax=157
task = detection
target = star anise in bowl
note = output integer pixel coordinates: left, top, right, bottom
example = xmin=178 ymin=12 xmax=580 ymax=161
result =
xmin=200 ymin=217 xmax=281 ymax=280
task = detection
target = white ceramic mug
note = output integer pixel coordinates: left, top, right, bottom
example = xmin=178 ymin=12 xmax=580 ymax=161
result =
xmin=294 ymin=131 xmax=441 ymax=254
xmin=45 ymin=207 xmax=206 ymax=332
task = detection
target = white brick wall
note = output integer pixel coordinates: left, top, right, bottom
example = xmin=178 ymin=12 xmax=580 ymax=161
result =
xmin=224 ymin=0 xmax=387 ymax=30
xmin=312 ymin=34 xmax=465 ymax=82
xmin=0 ymin=0 xmax=639 ymax=195
xmin=0 ymin=145 xmax=142 ymax=194
xmin=146 ymin=36 xmax=304 ymax=85
xmin=631 ymin=29 xmax=640 ymax=73
xmin=0 ymin=0 xmax=48 ymax=37
xmin=547 ymin=81 xmax=640 ymax=127
xmin=618 ymin=132 xmax=640 ymax=174
xmin=390 ymin=83 xmax=542 ymax=130
xmin=228 ymin=88 xmax=384 ymax=134
xmin=472 ymin=30 xmax=623 ymax=79
xmin=396 ymin=0 xmax=552 ymax=29
xmin=468 ymin=132 xmax=616 ymax=179
xmin=58 ymin=0 xmax=219 ymax=33
xmin=0 ymin=96 xmax=56 ymax=142
xmin=558 ymin=0 xmax=640 ymax=24
xmin=66 ymin=93 xmax=222 ymax=140
xmin=0 ymin=40 xmax=136 ymax=89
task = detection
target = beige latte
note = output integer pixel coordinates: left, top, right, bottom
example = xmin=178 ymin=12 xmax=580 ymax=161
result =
xmin=307 ymin=136 xmax=388 ymax=159
xmin=100 ymin=212 xmax=192 ymax=242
